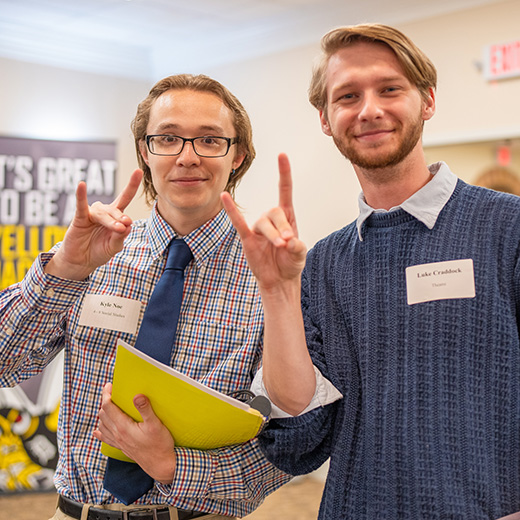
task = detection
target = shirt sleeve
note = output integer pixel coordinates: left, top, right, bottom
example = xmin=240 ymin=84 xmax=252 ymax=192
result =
xmin=155 ymin=439 xmax=291 ymax=506
xmin=258 ymin=404 xmax=337 ymax=476
xmin=0 ymin=251 xmax=88 ymax=386
xmin=251 ymin=366 xmax=342 ymax=418
xmin=257 ymin=250 xmax=345 ymax=476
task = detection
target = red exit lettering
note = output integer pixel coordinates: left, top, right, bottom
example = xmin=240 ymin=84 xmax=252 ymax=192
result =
xmin=485 ymin=40 xmax=520 ymax=80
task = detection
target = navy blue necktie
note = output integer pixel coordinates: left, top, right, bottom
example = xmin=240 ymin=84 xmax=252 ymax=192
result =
xmin=104 ymin=239 xmax=193 ymax=504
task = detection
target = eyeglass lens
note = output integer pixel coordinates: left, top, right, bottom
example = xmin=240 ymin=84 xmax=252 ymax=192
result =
xmin=149 ymin=136 xmax=229 ymax=157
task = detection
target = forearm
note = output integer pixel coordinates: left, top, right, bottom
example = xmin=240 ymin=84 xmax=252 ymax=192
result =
xmin=260 ymin=278 xmax=316 ymax=416
xmin=0 ymin=252 xmax=86 ymax=382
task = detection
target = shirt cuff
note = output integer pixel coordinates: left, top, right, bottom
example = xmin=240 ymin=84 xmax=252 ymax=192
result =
xmin=155 ymin=446 xmax=218 ymax=499
xmin=251 ymin=366 xmax=342 ymax=418
xmin=20 ymin=252 xmax=89 ymax=311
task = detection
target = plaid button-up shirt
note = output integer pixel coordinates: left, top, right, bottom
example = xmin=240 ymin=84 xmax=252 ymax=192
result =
xmin=0 ymin=207 xmax=290 ymax=516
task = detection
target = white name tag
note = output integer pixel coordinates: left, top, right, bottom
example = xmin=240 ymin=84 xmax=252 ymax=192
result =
xmin=405 ymin=259 xmax=475 ymax=305
xmin=78 ymin=295 xmax=142 ymax=334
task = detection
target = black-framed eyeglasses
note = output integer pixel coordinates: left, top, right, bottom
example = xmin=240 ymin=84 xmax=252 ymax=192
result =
xmin=145 ymin=135 xmax=238 ymax=158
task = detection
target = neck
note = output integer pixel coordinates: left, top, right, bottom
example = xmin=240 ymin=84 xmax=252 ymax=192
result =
xmin=355 ymin=150 xmax=432 ymax=210
xmin=157 ymin=205 xmax=222 ymax=237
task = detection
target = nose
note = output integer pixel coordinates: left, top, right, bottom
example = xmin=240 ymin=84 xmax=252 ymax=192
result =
xmin=358 ymin=92 xmax=384 ymax=121
xmin=176 ymin=140 xmax=201 ymax=167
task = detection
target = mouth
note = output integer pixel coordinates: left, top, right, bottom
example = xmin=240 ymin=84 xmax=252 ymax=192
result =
xmin=172 ymin=177 xmax=207 ymax=185
xmin=355 ymin=129 xmax=393 ymax=142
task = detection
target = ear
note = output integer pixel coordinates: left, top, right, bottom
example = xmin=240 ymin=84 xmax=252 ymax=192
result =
xmin=232 ymin=152 xmax=246 ymax=171
xmin=139 ymin=140 xmax=150 ymax=166
xmin=422 ymin=87 xmax=436 ymax=122
xmin=319 ymin=110 xmax=332 ymax=136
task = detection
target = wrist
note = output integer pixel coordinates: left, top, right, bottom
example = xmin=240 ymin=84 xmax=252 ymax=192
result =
xmin=258 ymin=276 xmax=301 ymax=301
xmin=44 ymin=251 xmax=91 ymax=281
xmin=155 ymin=453 xmax=176 ymax=485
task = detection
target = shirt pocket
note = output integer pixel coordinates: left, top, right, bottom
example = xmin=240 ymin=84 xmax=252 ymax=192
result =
xmin=172 ymin=319 xmax=259 ymax=395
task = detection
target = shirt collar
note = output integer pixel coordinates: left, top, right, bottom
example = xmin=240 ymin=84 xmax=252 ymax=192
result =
xmin=146 ymin=204 xmax=234 ymax=265
xmin=356 ymin=162 xmax=458 ymax=241
xmin=184 ymin=208 xmax=234 ymax=266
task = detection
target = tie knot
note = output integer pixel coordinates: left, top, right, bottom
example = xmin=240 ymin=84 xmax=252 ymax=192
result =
xmin=165 ymin=239 xmax=193 ymax=271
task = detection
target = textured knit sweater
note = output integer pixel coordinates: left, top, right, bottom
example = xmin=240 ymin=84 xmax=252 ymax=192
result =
xmin=260 ymin=179 xmax=520 ymax=519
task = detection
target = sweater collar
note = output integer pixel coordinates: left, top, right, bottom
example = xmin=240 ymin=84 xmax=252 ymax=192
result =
xmin=356 ymin=162 xmax=458 ymax=241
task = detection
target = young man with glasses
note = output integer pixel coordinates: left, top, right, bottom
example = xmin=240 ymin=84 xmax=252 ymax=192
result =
xmin=0 ymin=74 xmax=290 ymax=519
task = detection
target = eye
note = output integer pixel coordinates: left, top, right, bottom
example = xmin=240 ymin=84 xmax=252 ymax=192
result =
xmin=382 ymin=86 xmax=401 ymax=94
xmin=200 ymin=137 xmax=220 ymax=146
xmin=161 ymin=135 xmax=181 ymax=144
xmin=334 ymin=92 xmax=358 ymax=105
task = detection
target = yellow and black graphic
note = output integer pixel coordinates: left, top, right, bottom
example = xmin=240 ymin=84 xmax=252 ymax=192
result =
xmin=0 ymin=136 xmax=117 ymax=493
xmin=0 ymin=224 xmax=67 ymax=289
xmin=0 ymin=351 xmax=63 ymax=494
xmin=0 ymin=406 xmax=58 ymax=492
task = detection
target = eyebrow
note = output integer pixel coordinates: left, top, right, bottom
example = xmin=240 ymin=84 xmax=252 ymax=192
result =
xmin=154 ymin=123 xmax=227 ymax=135
xmin=376 ymin=75 xmax=409 ymax=85
xmin=336 ymin=75 xmax=407 ymax=89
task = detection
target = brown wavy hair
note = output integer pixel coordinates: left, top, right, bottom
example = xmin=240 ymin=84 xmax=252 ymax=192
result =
xmin=131 ymin=74 xmax=256 ymax=205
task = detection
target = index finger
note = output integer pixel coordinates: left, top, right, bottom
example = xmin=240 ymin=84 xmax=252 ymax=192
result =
xmin=278 ymin=153 xmax=293 ymax=211
xmin=113 ymin=169 xmax=143 ymax=212
xmin=74 ymin=181 xmax=90 ymax=220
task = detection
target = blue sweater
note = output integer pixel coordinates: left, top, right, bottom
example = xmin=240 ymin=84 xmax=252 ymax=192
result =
xmin=260 ymin=180 xmax=520 ymax=519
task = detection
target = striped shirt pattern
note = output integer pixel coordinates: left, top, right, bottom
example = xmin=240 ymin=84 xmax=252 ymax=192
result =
xmin=0 ymin=207 xmax=290 ymax=517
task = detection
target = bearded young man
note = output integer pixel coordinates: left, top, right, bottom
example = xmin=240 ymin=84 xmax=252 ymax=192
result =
xmin=223 ymin=24 xmax=520 ymax=520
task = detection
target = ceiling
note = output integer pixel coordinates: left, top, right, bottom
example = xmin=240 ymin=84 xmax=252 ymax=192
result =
xmin=0 ymin=0 xmax=504 ymax=82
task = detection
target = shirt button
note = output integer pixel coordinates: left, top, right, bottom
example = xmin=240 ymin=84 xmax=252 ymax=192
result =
xmin=46 ymin=288 xmax=55 ymax=298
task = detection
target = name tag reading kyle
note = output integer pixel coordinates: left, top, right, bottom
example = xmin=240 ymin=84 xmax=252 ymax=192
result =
xmin=405 ymin=259 xmax=475 ymax=305
xmin=79 ymin=295 xmax=141 ymax=334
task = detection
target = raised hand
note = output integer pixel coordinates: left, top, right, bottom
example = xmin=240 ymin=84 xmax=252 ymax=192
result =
xmin=223 ymin=154 xmax=314 ymax=415
xmin=45 ymin=169 xmax=143 ymax=280
xmin=221 ymin=154 xmax=307 ymax=293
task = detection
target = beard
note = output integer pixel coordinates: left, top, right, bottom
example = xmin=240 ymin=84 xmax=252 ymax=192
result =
xmin=332 ymin=113 xmax=424 ymax=171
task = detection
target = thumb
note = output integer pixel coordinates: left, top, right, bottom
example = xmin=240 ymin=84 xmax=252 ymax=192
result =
xmin=133 ymin=394 xmax=154 ymax=421
xmin=287 ymin=236 xmax=307 ymax=260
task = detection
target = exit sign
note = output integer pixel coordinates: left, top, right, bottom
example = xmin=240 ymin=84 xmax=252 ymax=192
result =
xmin=483 ymin=40 xmax=520 ymax=80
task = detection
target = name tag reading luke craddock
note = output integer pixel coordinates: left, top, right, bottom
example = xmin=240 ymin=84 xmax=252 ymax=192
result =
xmin=405 ymin=259 xmax=475 ymax=305
xmin=79 ymin=295 xmax=141 ymax=334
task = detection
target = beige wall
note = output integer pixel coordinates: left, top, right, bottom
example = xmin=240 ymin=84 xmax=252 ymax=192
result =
xmin=0 ymin=0 xmax=519 ymax=248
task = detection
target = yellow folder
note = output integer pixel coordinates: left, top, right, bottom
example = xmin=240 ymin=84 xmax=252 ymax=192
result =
xmin=101 ymin=339 xmax=266 ymax=462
